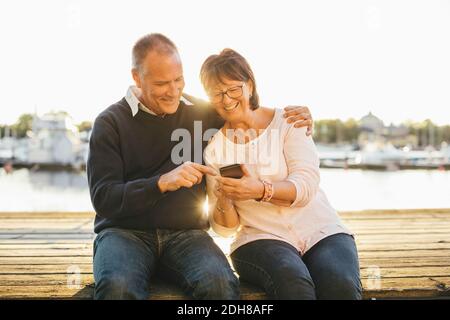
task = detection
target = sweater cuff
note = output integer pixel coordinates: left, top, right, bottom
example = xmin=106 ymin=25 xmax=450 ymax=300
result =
xmin=286 ymin=178 xmax=302 ymax=208
xmin=147 ymin=174 xmax=166 ymax=203
xmin=210 ymin=218 xmax=239 ymax=238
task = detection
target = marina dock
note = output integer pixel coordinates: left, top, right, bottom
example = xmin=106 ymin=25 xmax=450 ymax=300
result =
xmin=0 ymin=209 xmax=449 ymax=299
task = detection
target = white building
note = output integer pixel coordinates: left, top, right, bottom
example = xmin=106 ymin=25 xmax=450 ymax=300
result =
xmin=27 ymin=113 xmax=85 ymax=166
xmin=360 ymin=112 xmax=384 ymax=134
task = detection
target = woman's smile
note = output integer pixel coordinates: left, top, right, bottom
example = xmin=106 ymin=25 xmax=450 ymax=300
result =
xmin=224 ymin=101 xmax=240 ymax=112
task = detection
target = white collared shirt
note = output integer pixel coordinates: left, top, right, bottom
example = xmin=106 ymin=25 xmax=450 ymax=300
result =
xmin=125 ymin=85 xmax=164 ymax=117
xmin=125 ymin=86 xmax=195 ymax=118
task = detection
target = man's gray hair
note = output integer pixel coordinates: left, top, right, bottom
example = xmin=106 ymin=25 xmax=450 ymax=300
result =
xmin=132 ymin=33 xmax=178 ymax=72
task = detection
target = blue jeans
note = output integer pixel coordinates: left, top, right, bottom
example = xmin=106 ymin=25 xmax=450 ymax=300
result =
xmin=231 ymin=233 xmax=362 ymax=300
xmin=93 ymin=227 xmax=239 ymax=300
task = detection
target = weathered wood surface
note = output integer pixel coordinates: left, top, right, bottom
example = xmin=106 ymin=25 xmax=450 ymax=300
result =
xmin=0 ymin=209 xmax=449 ymax=299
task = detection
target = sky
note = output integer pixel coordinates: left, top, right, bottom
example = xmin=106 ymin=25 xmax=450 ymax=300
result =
xmin=1 ymin=0 xmax=449 ymax=125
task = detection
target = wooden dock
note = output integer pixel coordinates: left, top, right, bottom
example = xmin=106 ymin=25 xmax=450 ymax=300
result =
xmin=0 ymin=209 xmax=449 ymax=299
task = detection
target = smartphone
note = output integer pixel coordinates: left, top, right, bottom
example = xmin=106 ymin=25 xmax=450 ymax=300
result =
xmin=219 ymin=164 xmax=244 ymax=179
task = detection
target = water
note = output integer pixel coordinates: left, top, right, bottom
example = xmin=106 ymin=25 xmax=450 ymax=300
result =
xmin=320 ymin=169 xmax=450 ymax=211
xmin=0 ymin=169 xmax=91 ymax=212
xmin=0 ymin=168 xmax=449 ymax=212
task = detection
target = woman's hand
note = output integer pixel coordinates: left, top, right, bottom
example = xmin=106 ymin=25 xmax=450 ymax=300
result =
xmin=216 ymin=165 xmax=265 ymax=201
xmin=213 ymin=183 xmax=235 ymax=209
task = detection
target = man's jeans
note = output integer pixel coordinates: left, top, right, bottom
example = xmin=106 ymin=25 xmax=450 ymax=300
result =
xmin=231 ymin=233 xmax=362 ymax=300
xmin=93 ymin=227 xmax=239 ymax=300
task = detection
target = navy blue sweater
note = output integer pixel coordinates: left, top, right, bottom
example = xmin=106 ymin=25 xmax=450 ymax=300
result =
xmin=87 ymin=97 xmax=223 ymax=234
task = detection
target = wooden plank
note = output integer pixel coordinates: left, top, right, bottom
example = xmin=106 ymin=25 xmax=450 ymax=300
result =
xmin=355 ymin=234 xmax=449 ymax=241
xmin=347 ymin=222 xmax=450 ymax=229
xmin=7 ymin=242 xmax=450 ymax=252
xmin=356 ymin=233 xmax=450 ymax=238
xmin=359 ymin=257 xmax=450 ymax=268
xmin=360 ymin=266 xmax=450 ymax=278
xmin=7 ymin=230 xmax=447 ymax=239
xmin=1 ymin=218 xmax=448 ymax=230
xmin=355 ymin=243 xmax=450 ymax=251
xmin=0 ymin=264 xmax=93 ymax=274
xmin=0 ymin=212 xmax=94 ymax=219
xmin=0 ymin=285 xmax=92 ymax=299
xmin=7 ymin=228 xmax=448 ymax=236
xmin=0 ymin=249 xmax=93 ymax=257
xmin=358 ymin=249 xmax=450 ymax=258
xmin=361 ymin=277 xmax=450 ymax=298
xmin=0 ymin=234 xmax=95 ymax=240
xmin=0 ymin=224 xmax=92 ymax=231
xmin=0 ymin=248 xmax=448 ymax=258
xmin=1 ymin=256 xmax=448 ymax=268
xmin=2 ymin=235 xmax=444 ymax=245
xmin=0 ymin=244 xmax=92 ymax=250
xmin=340 ymin=208 xmax=450 ymax=216
xmin=2 ymin=264 xmax=449 ymax=281
xmin=3 ymin=239 xmax=447 ymax=248
xmin=0 ymin=283 xmax=267 ymax=300
xmin=2 ymin=240 xmax=446 ymax=250
xmin=344 ymin=230 xmax=450 ymax=235
xmin=0 ymin=277 xmax=448 ymax=299
xmin=1 ymin=246 xmax=450 ymax=257
xmin=0 ymin=218 xmax=93 ymax=224
xmin=0 ymin=228 xmax=93 ymax=234
xmin=0 ymin=239 xmax=93 ymax=244
xmin=0 ymin=273 xmax=95 ymax=286
xmin=7 ymin=218 xmax=445 ymax=228
xmin=357 ymin=240 xmax=450 ymax=246
xmin=1 ymin=263 xmax=449 ymax=277
xmin=2 ymin=233 xmax=447 ymax=245
xmin=0 ymin=220 xmax=92 ymax=227
xmin=0 ymin=273 xmax=448 ymax=289
xmin=345 ymin=216 xmax=450 ymax=221
xmin=1 ymin=284 xmax=447 ymax=300
xmin=0 ymin=208 xmax=448 ymax=219
xmin=343 ymin=214 xmax=450 ymax=220
xmin=0 ymin=256 xmax=92 ymax=265
xmin=344 ymin=217 xmax=450 ymax=223
xmin=353 ymin=225 xmax=450 ymax=231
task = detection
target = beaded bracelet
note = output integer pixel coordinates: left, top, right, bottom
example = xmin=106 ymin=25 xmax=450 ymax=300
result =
xmin=260 ymin=180 xmax=274 ymax=202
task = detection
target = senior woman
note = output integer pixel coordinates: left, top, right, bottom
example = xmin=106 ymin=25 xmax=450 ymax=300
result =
xmin=201 ymin=49 xmax=362 ymax=300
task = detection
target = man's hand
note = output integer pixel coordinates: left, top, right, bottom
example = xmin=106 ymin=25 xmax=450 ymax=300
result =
xmin=215 ymin=165 xmax=264 ymax=201
xmin=158 ymin=161 xmax=217 ymax=193
xmin=283 ymin=105 xmax=313 ymax=136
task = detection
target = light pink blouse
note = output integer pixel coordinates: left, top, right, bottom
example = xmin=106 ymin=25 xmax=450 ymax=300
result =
xmin=204 ymin=108 xmax=353 ymax=255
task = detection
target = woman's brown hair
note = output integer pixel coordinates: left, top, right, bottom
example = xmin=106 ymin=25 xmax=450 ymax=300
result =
xmin=200 ymin=49 xmax=260 ymax=110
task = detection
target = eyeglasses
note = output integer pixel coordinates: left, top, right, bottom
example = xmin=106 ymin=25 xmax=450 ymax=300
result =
xmin=208 ymin=83 xmax=245 ymax=103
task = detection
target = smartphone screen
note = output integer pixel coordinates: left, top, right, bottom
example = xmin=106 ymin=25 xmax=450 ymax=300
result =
xmin=219 ymin=164 xmax=244 ymax=179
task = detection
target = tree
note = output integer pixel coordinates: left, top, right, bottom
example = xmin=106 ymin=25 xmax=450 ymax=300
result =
xmin=11 ymin=114 xmax=33 ymax=138
xmin=342 ymin=118 xmax=360 ymax=143
xmin=76 ymin=121 xmax=92 ymax=132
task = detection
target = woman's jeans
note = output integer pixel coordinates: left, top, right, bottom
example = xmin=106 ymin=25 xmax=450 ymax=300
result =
xmin=93 ymin=227 xmax=239 ymax=300
xmin=231 ymin=233 xmax=362 ymax=300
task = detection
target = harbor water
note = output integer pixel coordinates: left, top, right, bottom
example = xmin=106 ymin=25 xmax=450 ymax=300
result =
xmin=0 ymin=168 xmax=449 ymax=212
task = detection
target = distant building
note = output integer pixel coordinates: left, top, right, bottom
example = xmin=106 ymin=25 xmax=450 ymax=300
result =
xmin=358 ymin=112 xmax=417 ymax=148
xmin=358 ymin=112 xmax=384 ymax=146
xmin=360 ymin=112 xmax=384 ymax=134
xmin=382 ymin=124 xmax=418 ymax=148
xmin=27 ymin=113 xmax=85 ymax=166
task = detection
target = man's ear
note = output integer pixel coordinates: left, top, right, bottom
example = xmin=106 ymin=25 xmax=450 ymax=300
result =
xmin=132 ymin=68 xmax=141 ymax=88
